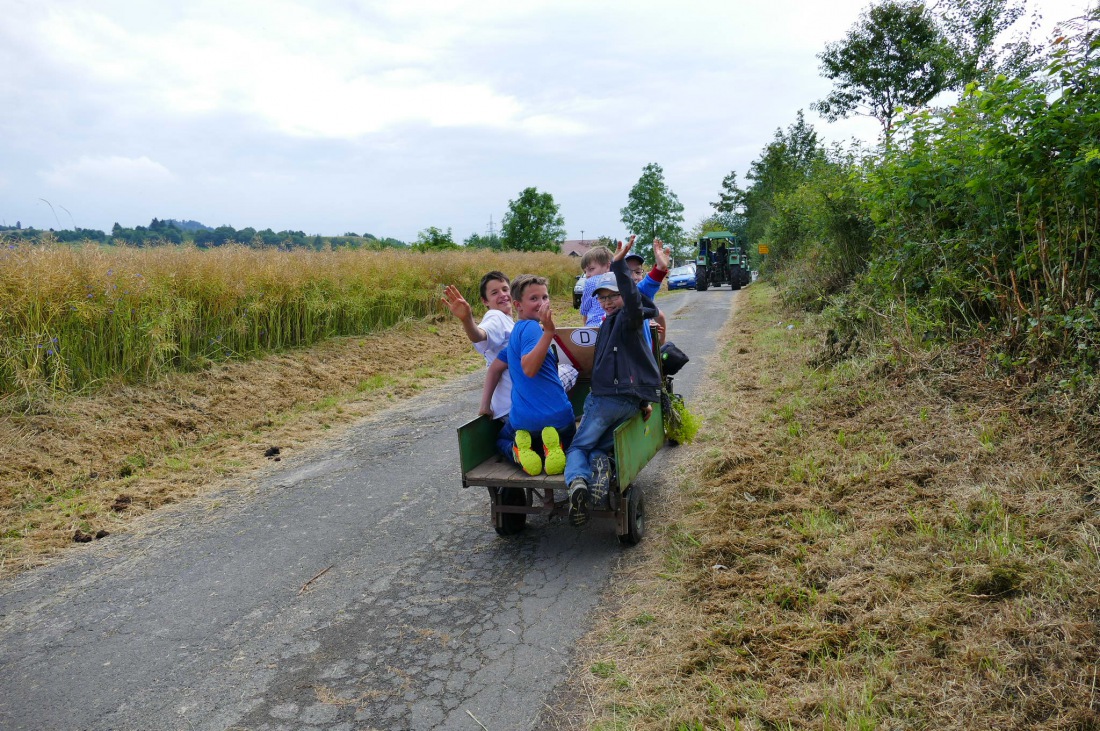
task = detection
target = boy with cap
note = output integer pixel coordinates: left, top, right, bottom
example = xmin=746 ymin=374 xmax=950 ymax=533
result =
xmin=564 ymin=238 xmax=663 ymax=526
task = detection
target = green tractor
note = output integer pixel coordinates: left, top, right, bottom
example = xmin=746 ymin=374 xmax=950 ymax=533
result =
xmin=695 ymin=231 xmax=749 ymax=291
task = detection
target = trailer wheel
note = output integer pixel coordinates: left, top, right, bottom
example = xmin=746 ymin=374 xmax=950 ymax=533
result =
xmin=618 ymin=485 xmax=646 ymax=546
xmin=494 ymin=487 xmax=529 ymax=536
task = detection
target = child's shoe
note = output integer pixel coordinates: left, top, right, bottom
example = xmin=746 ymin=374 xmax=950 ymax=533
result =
xmin=513 ymin=430 xmax=543 ymax=475
xmin=542 ymin=426 xmax=566 ymax=475
xmin=568 ymin=478 xmax=590 ymax=527
xmin=590 ymin=455 xmax=612 ymax=509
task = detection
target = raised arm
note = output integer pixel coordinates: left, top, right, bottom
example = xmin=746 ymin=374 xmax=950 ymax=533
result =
xmin=520 ymin=302 xmax=557 ymax=378
xmin=653 ymin=238 xmax=670 ymax=273
xmin=441 ymin=285 xmax=485 ymax=344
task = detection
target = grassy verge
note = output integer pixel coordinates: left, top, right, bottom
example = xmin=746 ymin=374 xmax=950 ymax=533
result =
xmin=575 ymin=283 xmax=1100 ymax=730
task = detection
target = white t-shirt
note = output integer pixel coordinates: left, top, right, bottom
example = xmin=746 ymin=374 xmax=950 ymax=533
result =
xmin=473 ymin=308 xmax=514 ymax=419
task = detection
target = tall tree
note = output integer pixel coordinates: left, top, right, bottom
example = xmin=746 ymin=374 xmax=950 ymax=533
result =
xmin=711 ymin=171 xmax=742 ymax=215
xmin=740 ymin=112 xmax=824 ymax=245
xmin=500 ymin=187 xmax=566 ymax=252
xmin=812 ymin=0 xmax=955 ymax=135
xmin=936 ymin=0 xmax=1037 ymax=84
xmin=620 ymin=162 xmax=685 ymax=261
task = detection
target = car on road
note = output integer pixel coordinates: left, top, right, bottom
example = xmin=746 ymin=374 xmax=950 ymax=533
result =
xmin=573 ymin=274 xmax=586 ymax=308
xmin=666 ymin=264 xmax=697 ymax=291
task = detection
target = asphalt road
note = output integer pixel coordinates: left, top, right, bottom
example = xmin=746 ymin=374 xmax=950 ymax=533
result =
xmin=0 ymin=286 xmax=739 ymax=731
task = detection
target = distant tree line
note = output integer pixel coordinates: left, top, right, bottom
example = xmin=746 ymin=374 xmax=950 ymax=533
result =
xmin=0 ymin=218 xmax=408 ymax=250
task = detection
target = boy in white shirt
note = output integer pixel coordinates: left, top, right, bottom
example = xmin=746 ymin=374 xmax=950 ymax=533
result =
xmin=441 ymin=272 xmax=514 ymax=419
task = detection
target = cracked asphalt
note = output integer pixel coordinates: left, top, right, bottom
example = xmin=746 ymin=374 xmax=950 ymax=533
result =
xmin=0 ymin=287 xmax=737 ymax=730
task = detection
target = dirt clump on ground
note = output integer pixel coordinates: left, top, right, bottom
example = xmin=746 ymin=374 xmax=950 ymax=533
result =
xmin=0 ymin=296 xmax=582 ymax=577
xmin=568 ymin=284 xmax=1100 ymax=730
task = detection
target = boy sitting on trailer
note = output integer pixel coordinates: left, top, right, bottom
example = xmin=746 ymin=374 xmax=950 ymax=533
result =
xmin=565 ymin=238 xmax=663 ymax=527
xmin=479 ymin=274 xmax=576 ymax=476
xmin=578 ymin=244 xmax=614 ymax=327
xmin=444 ymin=273 xmax=579 ymax=427
xmin=441 ymin=272 xmax=514 ymax=422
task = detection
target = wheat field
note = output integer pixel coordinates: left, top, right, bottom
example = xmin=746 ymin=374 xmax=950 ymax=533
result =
xmin=0 ymin=241 xmax=579 ymax=399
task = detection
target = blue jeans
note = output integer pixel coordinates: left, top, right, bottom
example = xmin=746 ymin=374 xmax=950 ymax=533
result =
xmin=564 ymin=394 xmax=639 ymax=486
xmin=497 ymin=417 xmax=576 ymax=464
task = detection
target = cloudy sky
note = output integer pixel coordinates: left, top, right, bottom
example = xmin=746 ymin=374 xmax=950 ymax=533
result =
xmin=0 ymin=0 xmax=1088 ymax=242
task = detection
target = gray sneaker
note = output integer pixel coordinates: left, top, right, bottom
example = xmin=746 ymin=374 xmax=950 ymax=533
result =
xmin=568 ymin=478 xmax=590 ymax=527
xmin=590 ymin=456 xmax=611 ymax=509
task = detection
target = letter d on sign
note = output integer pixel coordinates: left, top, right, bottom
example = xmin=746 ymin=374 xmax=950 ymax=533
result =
xmin=570 ymin=329 xmax=597 ymax=348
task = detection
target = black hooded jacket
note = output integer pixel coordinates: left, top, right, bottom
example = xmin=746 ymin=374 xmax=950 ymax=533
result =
xmin=589 ymin=259 xmax=663 ymax=403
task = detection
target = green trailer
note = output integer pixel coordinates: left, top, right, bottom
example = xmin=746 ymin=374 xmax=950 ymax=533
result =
xmin=455 ymin=327 xmax=665 ymax=545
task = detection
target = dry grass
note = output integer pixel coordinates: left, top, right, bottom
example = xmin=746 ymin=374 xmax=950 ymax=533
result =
xmin=571 ymin=283 xmax=1100 ymax=730
xmin=0 ymin=293 xmax=584 ymax=577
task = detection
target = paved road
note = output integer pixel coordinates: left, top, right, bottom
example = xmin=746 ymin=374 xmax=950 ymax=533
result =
xmin=0 ymin=287 xmax=739 ymax=731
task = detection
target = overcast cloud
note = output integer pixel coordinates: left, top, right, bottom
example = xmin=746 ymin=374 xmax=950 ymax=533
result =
xmin=0 ymin=0 xmax=1088 ymax=241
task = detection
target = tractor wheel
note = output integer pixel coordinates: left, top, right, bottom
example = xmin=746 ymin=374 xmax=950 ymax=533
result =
xmin=494 ymin=487 xmax=529 ymax=536
xmin=617 ymin=485 xmax=646 ymax=546
xmin=695 ymin=275 xmax=708 ymax=292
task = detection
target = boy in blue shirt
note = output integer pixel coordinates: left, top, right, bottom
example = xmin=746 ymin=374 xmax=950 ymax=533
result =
xmin=578 ymin=245 xmax=613 ymax=327
xmin=480 ymin=274 xmax=576 ymax=476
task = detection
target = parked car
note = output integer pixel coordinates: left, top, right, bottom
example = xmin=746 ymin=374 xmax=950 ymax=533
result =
xmin=666 ymin=264 xmax=697 ymax=291
xmin=573 ymin=274 xmax=586 ymax=308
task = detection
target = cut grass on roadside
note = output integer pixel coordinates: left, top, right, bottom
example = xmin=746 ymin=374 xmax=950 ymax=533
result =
xmin=575 ymin=283 xmax=1100 ymax=731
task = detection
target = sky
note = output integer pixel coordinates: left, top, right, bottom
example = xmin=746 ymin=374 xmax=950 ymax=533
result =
xmin=0 ymin=0 xmax=1090 ymax=243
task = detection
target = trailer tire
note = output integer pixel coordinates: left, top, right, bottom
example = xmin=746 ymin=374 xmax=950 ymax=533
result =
xmin=618 ymin=485 xmax=646 ymax=546
xmin=494 ymin=487 xmax=529 ymax=536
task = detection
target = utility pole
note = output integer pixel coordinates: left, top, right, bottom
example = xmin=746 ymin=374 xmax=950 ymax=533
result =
xmin=487 ymin=215 xmax=496 ymax=241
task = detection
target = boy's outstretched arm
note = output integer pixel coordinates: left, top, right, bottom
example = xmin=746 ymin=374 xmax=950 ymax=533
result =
xmin=611 ymin=239 xmax=646 ymax=325
xmin=653 ymin=238 xmax=671 ymax=273
xmin=480 ymin=358 xmax=507 ymax=415
xmin=520 ymin=301 xmax=557 ymax=378
xmin=441 ymin=285 xmax=486 ymax=344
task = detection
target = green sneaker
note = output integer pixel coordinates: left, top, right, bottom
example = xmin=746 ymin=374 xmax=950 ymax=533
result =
xmin=513 ymin=430 xmax=542 ymax=476
xmin=542 ymin=426 xmax=566 ymax=475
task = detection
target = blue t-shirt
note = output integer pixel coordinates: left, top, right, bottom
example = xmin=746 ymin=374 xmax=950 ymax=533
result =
xmin=497 ymin=319 xmax=574 ymax=432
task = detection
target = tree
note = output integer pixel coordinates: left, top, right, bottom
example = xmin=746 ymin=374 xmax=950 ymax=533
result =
xmin=464 ymin=232 xmax=501 ymax=249
xmin=711 ymin=171 xmax=742 ymax=215
xmin=413 ymin=226 xmax=459 ymax=252
xmin=500 ymin=187 xmax=565 ymax=252
xmin=740 ymin=112 xmax=825 ymax=246
xmin=620 ymin=163 xmax=685 ymax=261
xmin=936 ymin=0 xmax=1036 ymax=85
xmin=812 ymin=0 xmax=955 ymax=135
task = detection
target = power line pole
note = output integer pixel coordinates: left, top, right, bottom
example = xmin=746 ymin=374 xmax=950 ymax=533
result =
xmin=487 ymin=215 xmax=496 ymax=241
